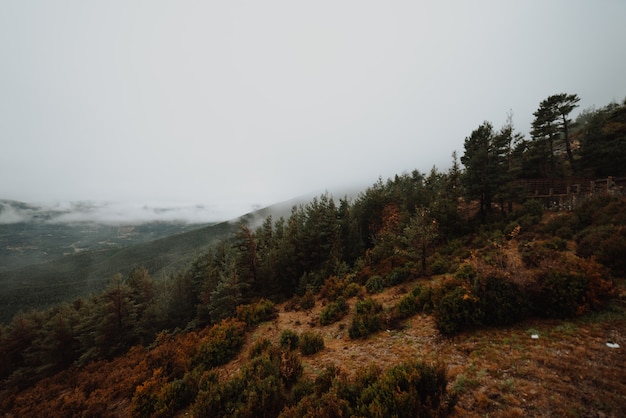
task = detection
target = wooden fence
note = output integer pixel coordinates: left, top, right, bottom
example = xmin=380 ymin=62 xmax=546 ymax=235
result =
xmin=513 ymin=177 xmax=626 ymax=210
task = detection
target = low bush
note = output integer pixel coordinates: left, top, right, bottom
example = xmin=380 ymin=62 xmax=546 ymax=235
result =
xmin=387 ymin=265 xmax=412 ymax=285
xmin=299 ymin=290 xmax=316 ymax=310
xmin=577 ymin=225 xmax=626 ymax=277
xmin=357 ymin=361 xmax=449 ymax=417
xmin=474 ymin=274 xmax=528 ymax=326
xmin=433 ymin=285 xmax=483 ymax=335
xmin=193 ymin=319 xmax=246 ymax=370
xmin=542 ymin=237 xmax=568 ymax=251
xmin=235 ymin=298 xmax=277 ymax=327
xmin=279 ymin=330 xmax=300 ymax=351
xmin=299 ymin=332 xmax=325 ymax=355
xmin=349 ymin=298 xmax=384 ymax=339
xmin=319 ymin=296 xmax=349 ymax=325
xmin=393 ymin=284 xmax=433 ymax=320
xmin=365 ymin=275 xmax=385 ymax=293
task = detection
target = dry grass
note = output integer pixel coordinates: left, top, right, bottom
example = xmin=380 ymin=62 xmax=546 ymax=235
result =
xmin=221 ymin=278 xmax=626 ymax=417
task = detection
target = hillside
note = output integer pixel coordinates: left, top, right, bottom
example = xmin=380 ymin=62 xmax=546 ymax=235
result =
xmin=0 ymin=220 xmax=236 ymax=323
xmin=3 ymin=274 xmax=624 ymax=417
xmin=0 ymin=200 xmax=298 ymax=323
xmin=1 ymin=191 xmax=625 ymax=417
xmin=1 ymin=95 xmax=625 ymax=416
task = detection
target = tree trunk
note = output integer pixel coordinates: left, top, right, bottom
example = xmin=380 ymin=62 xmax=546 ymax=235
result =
xmin=562 ymin=114 xmax=575 ymax=172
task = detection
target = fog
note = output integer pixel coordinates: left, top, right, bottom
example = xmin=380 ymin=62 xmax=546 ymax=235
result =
xmin=1 ymin=1 xmax=625 ymax=222
xmin=0 ymin=200 xmax=246 ymax=225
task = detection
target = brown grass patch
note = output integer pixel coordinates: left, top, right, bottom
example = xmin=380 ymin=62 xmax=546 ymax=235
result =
xmin=220 ymin=278 xmax=626 ymax=417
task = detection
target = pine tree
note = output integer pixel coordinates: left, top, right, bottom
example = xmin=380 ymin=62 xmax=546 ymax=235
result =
xmin=529 ymin=93 xmax=580 ymax=175
xmin=460 ymin=122 xmax=503 ymax=222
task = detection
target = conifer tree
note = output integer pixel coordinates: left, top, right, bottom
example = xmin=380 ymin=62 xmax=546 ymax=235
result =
xmin=529 ymin=93 xmax=580 ymax=175
xmin=461 ymin=122 xmax=504 ymax=222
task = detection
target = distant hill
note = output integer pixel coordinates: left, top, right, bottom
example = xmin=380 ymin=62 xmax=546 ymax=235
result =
xmin=0 ymin=197 xmax=305 ymax=323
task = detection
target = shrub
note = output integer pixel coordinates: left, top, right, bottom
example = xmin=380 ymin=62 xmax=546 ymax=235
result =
xmin=357 ymin=361 xmax=449 ymax=417
xmin=131 ymin=368 xmax=167 ymax=418
xmin=433 ymin=286 xmax=483 ymax=335
xmin=319 ymin=296 xmax=349 ymax=326
xmin=387 ymin=266 xmax=412 ymax=285
xmin=299 ymin=332 xmax=325 ymax=355
xmin=318 ymin=275 xmax=355 ymax=302
xmin=577 ymin=225 xmax=626 ymax=277
xmin=542 ymin=237 xmax=568 ymax=251
xmin=454 ymin=263 xmax=477 ymax=282
xmin=396 ymin=294 xmax=420 ymax=318
xmin=235 ymin=298 xmax=277 ymax=327
xmin=194 ymin=350 xmax=288 ymax=417
xmin=393 ymin=284 xmax=433 ymax=319
xmin=279 ymin=330 xmax=300 ymax=351
xmin=280 ymin=391 xmax=352 ymax=418
xmin=429 ymin=253 xmax=454 ymax=275
xmin=279 ymin=349 xmax=303 ymax=388
xmin=349 ymin=298 xmax=384 ymax=339
xmin=519 ymin=241 xmax=559 ymax=268
xmin=529 ymin=270 xmax=589 ymax=318
xmin=474 ymin=274 xmax=528 ymax=326
xmin=194 ymin=319 xmax=246 ymax=370
xmin=299 ymin=290 xmax=316 ymax=310
xmin=365 ymin=275 xmax=385 ymax=293
xmin=249 ymin=338 xmax=273 ymax=358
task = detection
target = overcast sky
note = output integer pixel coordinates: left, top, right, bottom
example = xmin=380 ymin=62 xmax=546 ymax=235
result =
xmin=1 ymin=1 xmax=625 ymax=222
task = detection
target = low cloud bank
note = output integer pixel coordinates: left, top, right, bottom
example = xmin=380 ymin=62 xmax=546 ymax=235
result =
xmin=0 ymin=200 xmax=259 ymax=225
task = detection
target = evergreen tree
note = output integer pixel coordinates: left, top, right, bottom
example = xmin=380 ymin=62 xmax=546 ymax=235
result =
xmin=402 ymin=207 xmax=438 ymax=274
xmin=461 ymin=122 xmax=507 ymax=222
xmin=529 ymin=93 xmax=580 ymax=176
xmin=207 ymin=246 xmax=254 ymax=323
xmin=234 ymin=224 xmax=259 ymax=297
xmin=493 ymin=114 xmax=525 ymax=212
xmin=578 ymin=101 xmax=626 ymax=177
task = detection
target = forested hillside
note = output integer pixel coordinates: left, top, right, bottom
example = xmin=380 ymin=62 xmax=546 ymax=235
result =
xmin=1 ymin=94 xmax=625 ymax=416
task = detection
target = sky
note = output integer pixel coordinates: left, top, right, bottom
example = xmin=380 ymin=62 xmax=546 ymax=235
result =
xmin=1 ymin=1 xmax=626 ymax=222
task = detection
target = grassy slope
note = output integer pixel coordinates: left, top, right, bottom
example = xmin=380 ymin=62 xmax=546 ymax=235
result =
xmin=216 ymin=276 xmax=625 ymax=417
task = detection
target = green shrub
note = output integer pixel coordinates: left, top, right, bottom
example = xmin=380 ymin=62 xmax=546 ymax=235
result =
xmin=357 ymin=361 xmax=449 ymax=417
xmin=555 ymin=226 xmax=574 ymax=240
xmin=387 ymin=266 xmax=412 ymax=285
xmin=577 ymin=225 xmax=626 ymax=276
xmin=160 ymin=376 xmax=196 ymax=416
xmin=319 ymin=296 xmax=349 ymax=326
xmin=194 ymin=319 xmax=246 ymax=370
xmin=433 ymin=286 xmax=483 ymax=335
xmin=235 ymin=298 xmax=277 ymax=327
xmin=474 ymin=274 xmax=528 ymax=326
xmin=299 ymin=332 xmax=325 ymax=355
xmin=249 ymin=338 xmax=273 ymax=358
xmin=365 ymin=275 xmax=385 ymax=293
xmin=529 ymin=270 xmax=589 ymax=318
xmin=279 ymin=330 xmax=300 ymax=351
xmin=349 ymin=298 xmax=384 ymax=339
xmin=429 ymin=253 xmax=454 ymax=275
xmin=519 ymin=241 xmax=559 ymax=268
xmin=299 ymin=290 xmax=316 ymax=310
xmin=454 ymin=263 xmax=477 ymax=281
xmin=542 ymin=237 xmax=568 ymax=251
xmin=396 ymin=294 xmax=419 ymax=318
